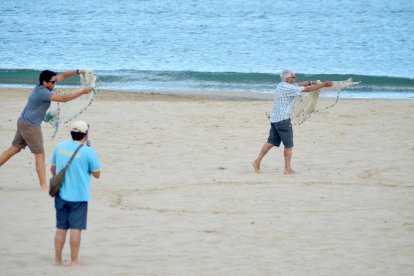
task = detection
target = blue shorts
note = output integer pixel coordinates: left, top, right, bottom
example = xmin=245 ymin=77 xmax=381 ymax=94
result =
xmin=267 ymin=119 xmax=294 ymax=148
xmin=55 ymin=195 xmax=88 ymax=230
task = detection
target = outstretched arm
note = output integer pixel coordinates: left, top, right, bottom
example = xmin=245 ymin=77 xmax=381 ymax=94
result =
xmin=50 ymin=87 xmax=92 ymax=103
xmin=54 ymin=69 xmax=86 ymax=82
xmin=297 ymin=80 xmax=318 ymax=87
xmin=302 ymin=81 xmax=333 ymax=92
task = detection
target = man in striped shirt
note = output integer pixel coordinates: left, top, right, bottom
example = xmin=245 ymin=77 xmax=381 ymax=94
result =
xmin=252 ymin=69 xmax=332 ymax=175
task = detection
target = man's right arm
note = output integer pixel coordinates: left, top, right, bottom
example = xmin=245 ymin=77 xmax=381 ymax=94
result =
xmin=50 ymin=88 xmax=92 ymax=103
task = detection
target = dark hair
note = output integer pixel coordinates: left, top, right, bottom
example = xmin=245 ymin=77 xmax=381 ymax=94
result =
xmin=39 ymin=70 xmax=57 ymax=84
xmin=71 ymin=131 xmax=87 ymax=141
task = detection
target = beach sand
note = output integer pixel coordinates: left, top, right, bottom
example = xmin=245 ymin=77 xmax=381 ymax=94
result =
xmin=0 ymin=88 xmax=413 ymax=275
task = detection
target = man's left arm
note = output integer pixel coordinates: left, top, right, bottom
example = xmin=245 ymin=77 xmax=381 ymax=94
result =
xmin=55 ymin=69 xmax=86 ymax=82
xmin=297 ymin=81 xmax=316 ymax=87
xmin=88 ymin=150 xmax=102 ymax=179
xmin=91 ymin=170 xmax=101 ymax=179
xmin=302 ymin=81 xmax=333 ymax=92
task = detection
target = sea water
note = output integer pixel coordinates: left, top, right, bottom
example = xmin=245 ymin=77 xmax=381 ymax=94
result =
xmin=1 ymin=0 xmax=413 ymax=99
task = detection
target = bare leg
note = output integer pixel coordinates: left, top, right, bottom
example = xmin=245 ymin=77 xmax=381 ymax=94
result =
xmin=283 ymin=147 xmax=295 ymax=174
xmin=34 ymin=153 xmax=48 ymax=192
xmin=55 ymin=229 xmax=67 ymax=265
xmin=0 ymin=146 xmax=21 ymax=166
xmin=252 ymin=143 xmax=274 ymax=172
xmin=70 ymin=229 xmax=82 ymax=266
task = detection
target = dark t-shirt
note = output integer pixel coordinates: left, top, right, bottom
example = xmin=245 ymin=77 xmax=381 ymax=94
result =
xmin=20 ymin=84 xmax=52 ymax=126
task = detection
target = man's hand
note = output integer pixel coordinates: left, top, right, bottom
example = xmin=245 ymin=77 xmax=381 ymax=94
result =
xmin=80 ymin=88 xmax=92 ymax=94
xmin=323 ymin=81 xmax=333 ymax=87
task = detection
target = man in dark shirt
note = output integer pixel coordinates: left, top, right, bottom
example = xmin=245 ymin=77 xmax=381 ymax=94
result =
xmin=0 ymin=69 xmax=91 ymax=192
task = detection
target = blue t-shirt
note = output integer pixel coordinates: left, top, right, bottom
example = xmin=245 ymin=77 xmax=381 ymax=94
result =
xmin=51 ymin=141 xmax=101 ymax=202
xmin=20 ymin=84 xmax=52 ymax=126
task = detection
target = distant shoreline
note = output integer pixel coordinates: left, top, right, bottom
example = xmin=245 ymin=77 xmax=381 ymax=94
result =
xmin=1 ymin=69 xmax=414 ymax=100
xmin=1 ymin=87 xmax=409 ymax=104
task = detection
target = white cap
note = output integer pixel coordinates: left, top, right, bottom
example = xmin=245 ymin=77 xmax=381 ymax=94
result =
xmin=71 ymin=120 xmax=89 ymax=134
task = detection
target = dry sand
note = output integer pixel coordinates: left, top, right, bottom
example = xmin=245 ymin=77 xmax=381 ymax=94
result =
xmin=0 ymin=88 xmax=413 ymax=275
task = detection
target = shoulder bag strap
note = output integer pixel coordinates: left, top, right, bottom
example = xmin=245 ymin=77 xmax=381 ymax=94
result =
xmin=62 ymin=144 xmax=83 ymax=170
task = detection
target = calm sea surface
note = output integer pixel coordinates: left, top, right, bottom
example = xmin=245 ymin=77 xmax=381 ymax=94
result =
xmin=1 ymin=0 xmax=413 ymax=98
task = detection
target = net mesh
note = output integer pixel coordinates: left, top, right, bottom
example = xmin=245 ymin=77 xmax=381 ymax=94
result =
xmin=45 ymin=70 xmax=99 ymax=138
xmin=291 ymin=78 xmax=358 ymax=125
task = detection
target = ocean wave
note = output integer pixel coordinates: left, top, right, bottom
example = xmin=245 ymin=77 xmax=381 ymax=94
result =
xmin=1 ymin=69 xmax=413 ymax=94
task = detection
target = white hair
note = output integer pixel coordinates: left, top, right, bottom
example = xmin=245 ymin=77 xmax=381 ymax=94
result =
xmin=280 ymin=69 xmax=294 ymax=82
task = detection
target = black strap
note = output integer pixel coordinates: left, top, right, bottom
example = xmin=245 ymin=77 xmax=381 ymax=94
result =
xmin=62 ymin=144 xmax=83 ymax=170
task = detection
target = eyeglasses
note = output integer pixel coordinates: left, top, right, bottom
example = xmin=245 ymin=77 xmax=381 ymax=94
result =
xmin=48 ymin=80 xmax=56 ymax=84
xmin=288 ymin=75 xmax=297 ymax=79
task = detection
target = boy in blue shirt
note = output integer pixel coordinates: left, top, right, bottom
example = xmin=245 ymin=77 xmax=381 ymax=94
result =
xmin=50 ymin=120 xmax=101 ymax=266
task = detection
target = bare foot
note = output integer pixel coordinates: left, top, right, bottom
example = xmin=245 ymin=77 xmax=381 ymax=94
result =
xmin=284 ymin=169 xmax=296 ymax=175
xmin=252 ymin=161 xmax=260 ymax=173
xmin=71 ymin=260 xmax=85 ymax=266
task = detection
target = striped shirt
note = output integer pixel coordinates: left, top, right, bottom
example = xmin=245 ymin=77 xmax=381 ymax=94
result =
xmin=270 ymin=82 xmax=304 ymax=123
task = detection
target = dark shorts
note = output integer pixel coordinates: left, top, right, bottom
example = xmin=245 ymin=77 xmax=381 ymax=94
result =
xmin=267 ymin=119 xmax=294 ymax=148
xmin=55 ymin=195 xmax=88 ymax=230
xmin=12 ymin=118 xmax=44 ymax=154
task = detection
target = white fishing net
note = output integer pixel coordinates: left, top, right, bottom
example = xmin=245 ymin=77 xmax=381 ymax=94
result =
xmin=291 ymin=78 xmax=359 ymax=125
xmin=44 ymin=70 xmax=98 ymax=138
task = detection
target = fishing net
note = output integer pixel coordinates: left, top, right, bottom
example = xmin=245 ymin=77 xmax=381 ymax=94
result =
xmin=291 ymin=78 xmax=359 ymax=125
xmin=44 ymin=70 xmax=98 ymax=138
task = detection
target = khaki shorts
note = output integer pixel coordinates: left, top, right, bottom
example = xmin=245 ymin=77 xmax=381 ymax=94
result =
xmin=12 ymin=118 xmax=44 ymax=154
